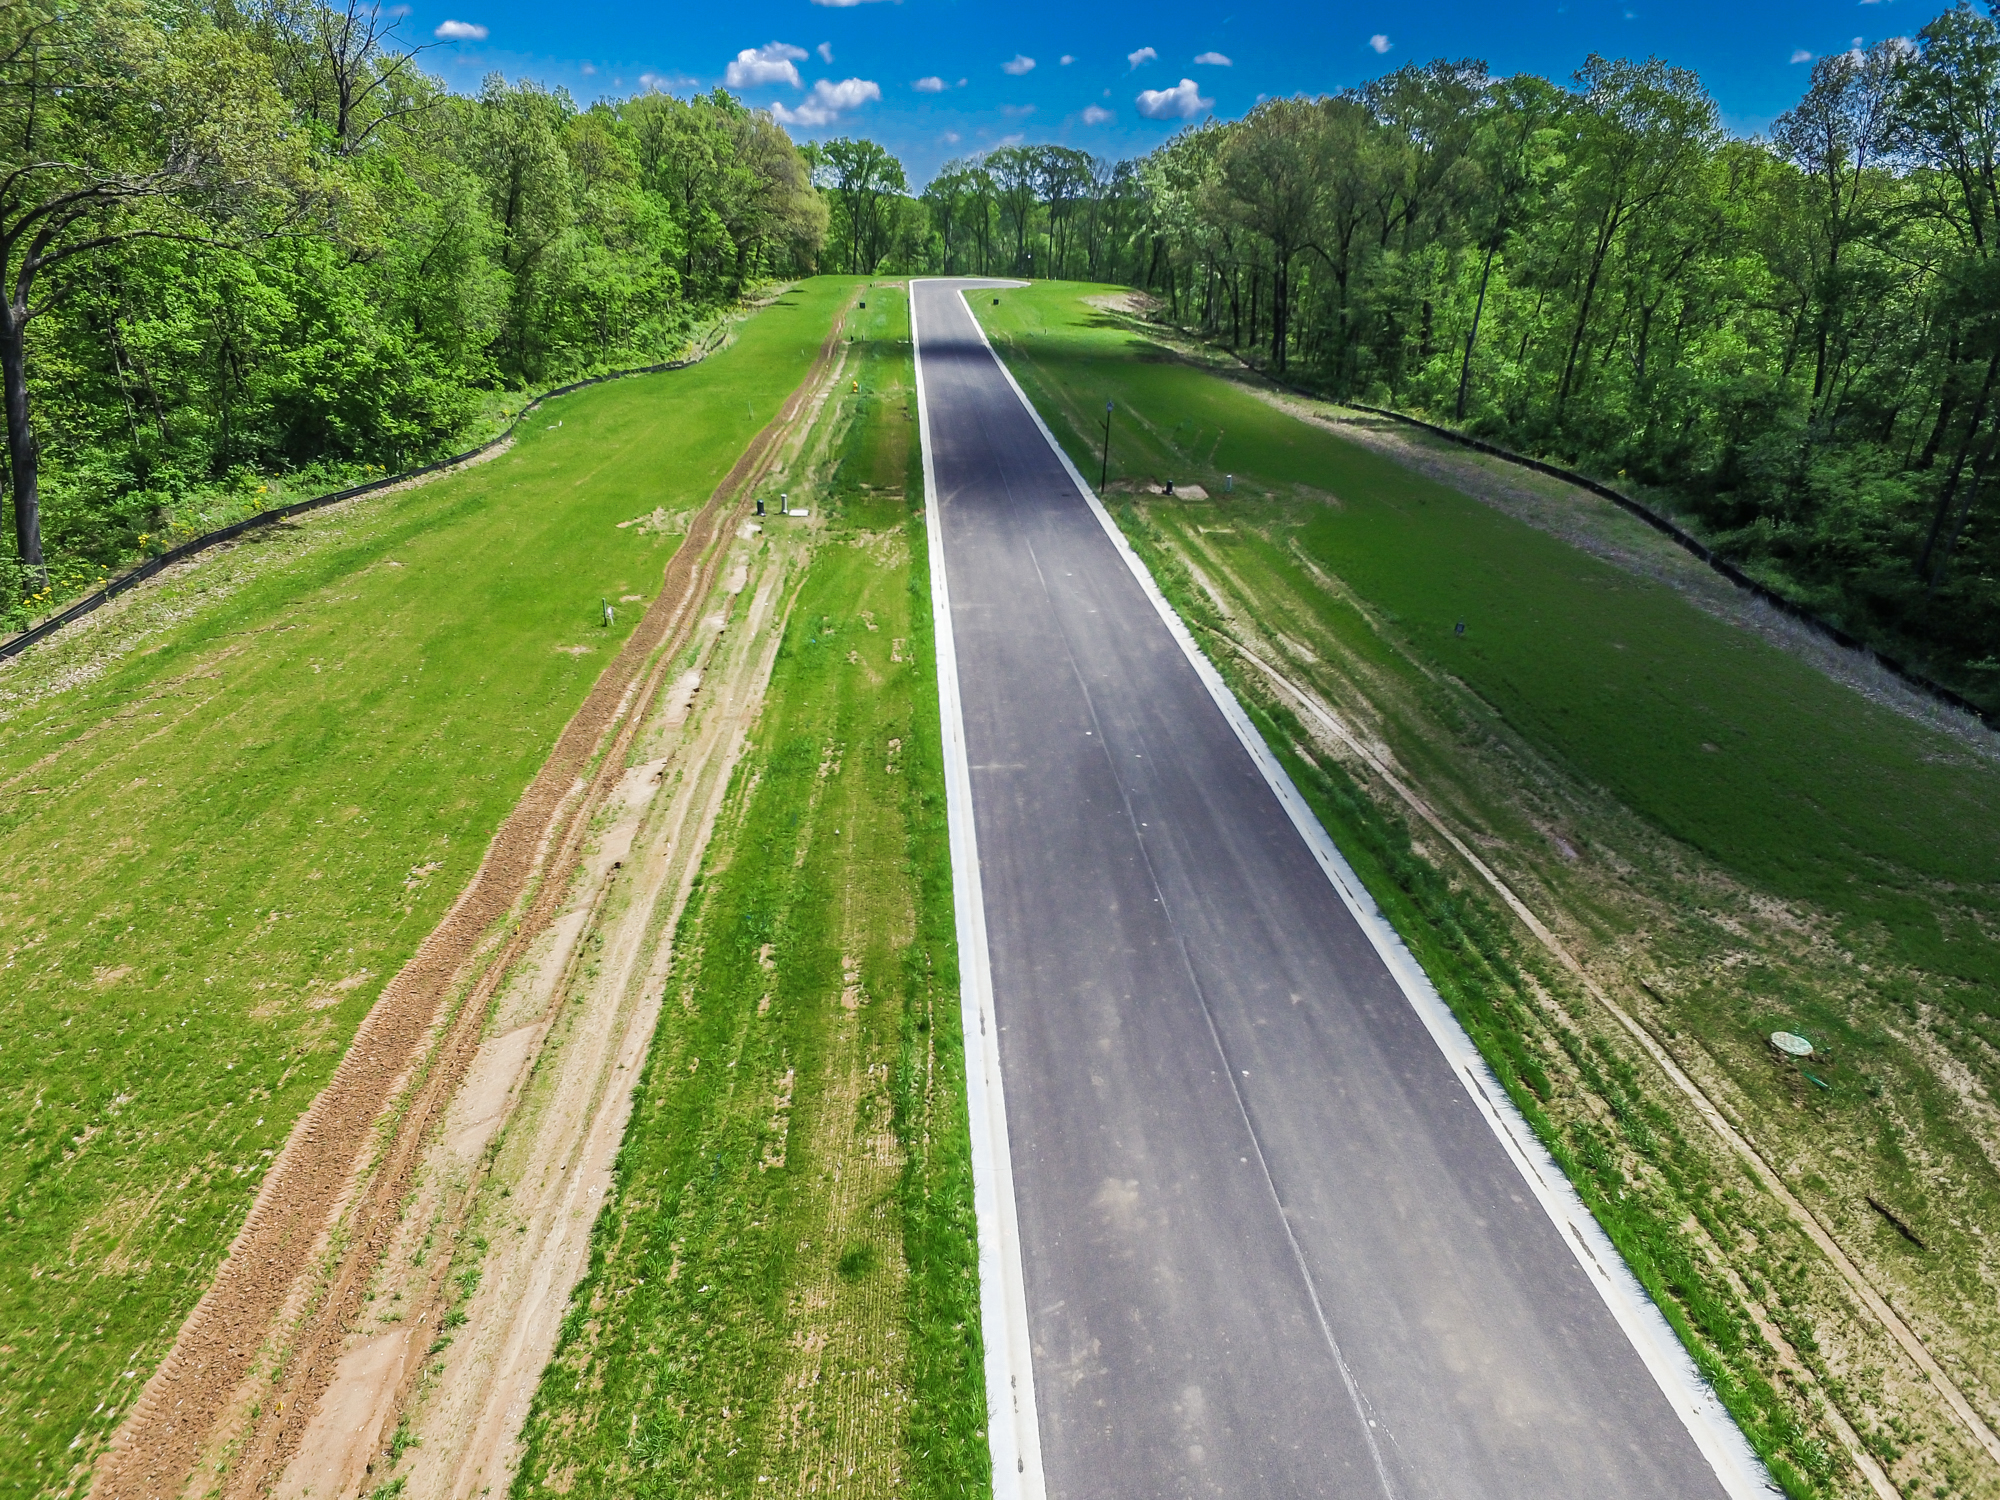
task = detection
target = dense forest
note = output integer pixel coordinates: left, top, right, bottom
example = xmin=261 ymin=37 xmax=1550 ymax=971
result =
xmin=7 ymin=0 xmax=2000 ymax=716
xmin=0 ymin=0 xmax=823 ymax=619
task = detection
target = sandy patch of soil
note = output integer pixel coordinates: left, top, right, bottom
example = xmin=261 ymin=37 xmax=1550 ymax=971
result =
xmin=89 ymin=299 xmax=858 ymax=1500
xmin=270 ymin=1331 xmax=415 ymax=1500
xmin=387 ymin=528 xmax=804 ymax=1500
xmin=1084 ymin=290 xmax=1159 ymax=318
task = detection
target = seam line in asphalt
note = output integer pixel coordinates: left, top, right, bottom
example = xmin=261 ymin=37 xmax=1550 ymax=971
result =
xmin=955 ymin=284 xmax=1778 ymax=1500
xmin=1016 ymin=527 xmax=1402 ymax=1498
xmin=910 ymin=277 xmax=1048 ymax=1500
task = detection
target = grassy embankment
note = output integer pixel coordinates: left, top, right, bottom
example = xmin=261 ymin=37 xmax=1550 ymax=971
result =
xmin=506 ymin=285 xmax=987 ymax=1500
xmin=979 ymin=282 xmax=2000 ymax=1500
xmin=0 ymin=278 xmax=853 ymax=1494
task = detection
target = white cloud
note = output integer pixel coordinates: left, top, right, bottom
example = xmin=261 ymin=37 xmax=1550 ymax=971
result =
xmin=1789 ymin=48 xmax=1813 ymax=63
xmin=817 ymin=41 xmax=834 ymax=63
xmin=1081 ymin=104 xmax=1113 ymax=124
xmin=1001 ymin=102 xmax=1035 ymax=116
xmin=1002 ymin=54 xmax=1035 ymax=74
xmin=942 ymin=131 xmax=962 ymax=144
xmin=725 ymin=42 xmax=807 ymax=89
xmin=771 ymin=75 xmax=881 ymax=126
xmin=580 ymin=61 xmax=596 ymax=75
xmin=1128 ymin=45 xmax=1157 ymax=69
xmin=1060 ymin=54 xmax=1075 ymax=65
xmin=1136 ymin=77 xmax=1212 ymax=120
xmin=811 ymin=0 xmax=890 ymax=7
xmin=770 ymin=100 xmax=834 ymax=125
xmin=913 ymin=75 xmax=947 ymax=91
xmin=1194 ymin=51 xmax=1231 ymax=66
xmin=1369 ymin=34 xmax=1391 ymax=54
xmin=815 ymin=76 xmax=881 ymax=108
xmin=434 ymin=18 xmax=487 ymax=39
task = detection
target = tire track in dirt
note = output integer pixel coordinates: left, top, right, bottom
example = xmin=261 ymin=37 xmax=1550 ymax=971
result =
xmin=89 ymin=299 xmax=856 ymax=1500
xmin=409 ymin=525 xmax=808 ymax=1500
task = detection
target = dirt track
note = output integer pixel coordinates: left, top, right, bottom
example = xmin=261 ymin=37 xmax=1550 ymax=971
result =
xmin=89 ymin=301 xmax=854 ymax=1500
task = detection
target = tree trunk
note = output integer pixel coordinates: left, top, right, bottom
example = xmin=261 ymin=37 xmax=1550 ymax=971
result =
xmin=1455 ymin=242 xmax=1497 ymax=421
xmin=1917 ymin=341 xmax=1961 ymax=470
xmin=1271 ymin=251 xmax=1290 ymax=375
xmin=1558 ymin=216 xmax=1619 ymax=418
xmin=1919 ymin=351 xmax=2000 ymax=580
xmin=0 ymin=302 xmax=42 ymax=577
xmin=1927 ymin=426 xmax=1999 ymax=600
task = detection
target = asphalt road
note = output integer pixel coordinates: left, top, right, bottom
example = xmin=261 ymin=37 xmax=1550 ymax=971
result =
xmin=913 ymin=279 xmax=1737 ymax=1500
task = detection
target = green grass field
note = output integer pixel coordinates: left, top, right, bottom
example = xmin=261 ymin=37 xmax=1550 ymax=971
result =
xmin=508 ymin=285 xmax=989 ymax=1499
xmin=977 ymin=282 xmax=2000 ymax=1498
xmin=0 ymin=277 xmax=854 ymax=1493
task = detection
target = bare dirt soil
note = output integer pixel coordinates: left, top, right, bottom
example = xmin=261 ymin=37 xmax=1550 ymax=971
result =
xmin=267 ymin=516 xmax=808 ymax=1500
xmin=87 ymin=302 xmax=855 ymax=1500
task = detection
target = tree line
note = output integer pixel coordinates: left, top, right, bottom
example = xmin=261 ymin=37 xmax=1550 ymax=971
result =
xmin=11 ymin=0 xmax=2000 ymax=714
xmin=807 ymin=9 xmax=2000 ymax=712
xmin=0 ymin=0 xmax=823 ymax=620
xmin=1123 ymin=23 xmax=2000 ymax=714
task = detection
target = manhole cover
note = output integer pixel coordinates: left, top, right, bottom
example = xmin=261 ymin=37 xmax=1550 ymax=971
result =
xmin=1770 ymin=1031 xmax=1814 ymax=1057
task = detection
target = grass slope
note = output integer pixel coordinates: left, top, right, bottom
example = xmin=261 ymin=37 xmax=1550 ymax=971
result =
xmin=981 ymin=286 xmax=2000 ymax=993
xmin=0 ymin=278 xmax=852 ymax=1495
xmin=509 ymin=285 xmax=988 ymax=1499
xmin=976 ymin=282 xmax=2000 ymax=1498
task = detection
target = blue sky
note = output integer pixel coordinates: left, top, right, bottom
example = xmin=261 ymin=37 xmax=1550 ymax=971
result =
xmin=413 ymin=0 xmax=1942 ymax=184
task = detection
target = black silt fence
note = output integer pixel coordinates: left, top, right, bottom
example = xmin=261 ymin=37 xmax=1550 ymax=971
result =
xmin=0 ymin=326 xmax=728 ymax=664
xmin=1328 ymin=399 xmax=1999 ymax=733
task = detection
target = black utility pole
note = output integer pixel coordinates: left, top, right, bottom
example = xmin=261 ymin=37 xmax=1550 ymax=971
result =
xmin=1100 ymin=400 xmax=1114 ymax=494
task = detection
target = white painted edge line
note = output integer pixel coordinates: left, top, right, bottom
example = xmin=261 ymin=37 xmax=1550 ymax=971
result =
xmin=909 ymin=279 xmax=1048 ymax=1500
xmin=960 ymin=287 xmax=1779 ymax=1500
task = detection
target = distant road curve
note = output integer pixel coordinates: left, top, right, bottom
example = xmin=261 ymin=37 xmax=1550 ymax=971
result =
xmin=913 ymin=276 xmax=1770 ymax=1500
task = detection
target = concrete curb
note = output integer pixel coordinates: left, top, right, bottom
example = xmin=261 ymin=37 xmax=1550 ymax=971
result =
xmin=909 ymin=277 xmax=1048 ymax=1500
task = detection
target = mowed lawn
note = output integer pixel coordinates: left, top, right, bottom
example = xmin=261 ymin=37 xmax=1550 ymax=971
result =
xmin=976 ymin=284 xmax=2000 ymax=996
xmin=0 ymin=277 xmax=851 ymax=1490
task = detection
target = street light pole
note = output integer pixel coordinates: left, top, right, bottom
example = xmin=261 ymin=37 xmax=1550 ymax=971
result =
xmin=1100 ymin=400 xmax=1114 ymax=495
